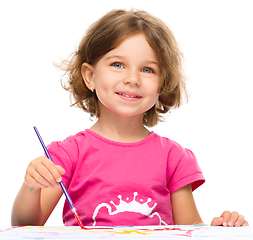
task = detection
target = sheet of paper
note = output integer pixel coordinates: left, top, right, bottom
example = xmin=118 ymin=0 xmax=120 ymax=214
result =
xmin=1 ymin=225 xmax=253 ymax=239
xmin=0 ymin=225 xmax=208 ymax=239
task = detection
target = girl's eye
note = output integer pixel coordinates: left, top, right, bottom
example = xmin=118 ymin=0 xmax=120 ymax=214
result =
xmin=141 ymin=67 xmax=154 ymax=73
xmin=112 ymin=62 xmax=124 ymax=69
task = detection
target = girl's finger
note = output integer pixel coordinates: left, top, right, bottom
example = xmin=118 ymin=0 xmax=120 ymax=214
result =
xmin=35 ymin=166 xmax=59 ymax=188
xmin=41 ymin=158 xmax=63 ymax=183
xmin=24 ymin=174 xmax=48 ymax=189
xmin=227 ymin=211 xmax=240 ymax=227
xmin=211 ymin=217 xmax=223 ymax=226
xmin=56 ymin=165 xmax=66 ymax=176
xmin=220 ymin=211 xmax=232 ymax=227
xmin=234 ymin=215 xmax=245 ymax=227
xmin=36 ymin=163 xmax=58 ymax=187
xmin=242 ymin=220 xmax=249 ymax=226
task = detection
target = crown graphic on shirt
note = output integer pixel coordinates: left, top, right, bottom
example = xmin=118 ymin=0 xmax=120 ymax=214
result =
xmin=109 ymin=192 xmax=157 ymax=216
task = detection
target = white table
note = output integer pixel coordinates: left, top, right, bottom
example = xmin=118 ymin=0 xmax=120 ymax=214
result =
xmin=1 ymin=225 xmax=253 ymax=239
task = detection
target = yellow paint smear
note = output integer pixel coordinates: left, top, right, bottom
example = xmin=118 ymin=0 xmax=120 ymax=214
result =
xmin=104 ymin=230 xmax=151 ymax=235
xmin=56 ymin=228 xmax=77 ymax=231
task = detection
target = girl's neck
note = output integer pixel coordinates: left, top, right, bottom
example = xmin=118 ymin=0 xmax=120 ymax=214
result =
xmin=89 ymin=113 xmax=150 ymax=143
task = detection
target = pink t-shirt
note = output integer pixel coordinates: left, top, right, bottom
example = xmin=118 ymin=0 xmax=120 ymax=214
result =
xmin=47 ymin=130 xmax=205 ymax=226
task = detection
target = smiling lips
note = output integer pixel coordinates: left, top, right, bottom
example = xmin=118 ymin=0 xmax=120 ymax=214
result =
xmin=116 ymin=91 xmax=142 ymax=100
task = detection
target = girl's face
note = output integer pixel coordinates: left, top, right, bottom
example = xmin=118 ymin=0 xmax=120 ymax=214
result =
xmin=83 ymin=34 xmax=160 ymax=119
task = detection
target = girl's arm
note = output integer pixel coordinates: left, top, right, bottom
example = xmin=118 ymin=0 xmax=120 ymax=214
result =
xmin=11 ymin=156 xmax=64 ymax=226
xmin=171 ymin=184 xmax=204 ymax=225
xmin=11 ymin=183 xmax=63 ymax=226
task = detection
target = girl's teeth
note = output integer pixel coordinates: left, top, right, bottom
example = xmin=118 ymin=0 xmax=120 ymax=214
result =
xmin=120 ymin=93 xmax=134 ymax=98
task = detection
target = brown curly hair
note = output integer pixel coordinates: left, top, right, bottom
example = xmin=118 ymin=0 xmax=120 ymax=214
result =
xmin=57 ymin=9 xmax=188 ymax=127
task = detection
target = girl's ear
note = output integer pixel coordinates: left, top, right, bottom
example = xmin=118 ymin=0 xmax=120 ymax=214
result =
xmin=81 ymin=63 xmax=95 ymax=91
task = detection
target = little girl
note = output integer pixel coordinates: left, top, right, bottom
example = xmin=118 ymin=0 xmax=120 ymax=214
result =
xmin=12 ymin=9 xmax=248 ymax=227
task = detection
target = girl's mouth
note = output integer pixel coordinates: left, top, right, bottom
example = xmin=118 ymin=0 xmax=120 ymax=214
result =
xmin=116 ymin=92 xmax=142 ymax=99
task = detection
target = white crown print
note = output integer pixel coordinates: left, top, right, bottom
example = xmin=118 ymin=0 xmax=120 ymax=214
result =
xmin=92 ymin=192 xmax=160 ymax=226
xmin=110 ymin=192 xmax=157 ymax=216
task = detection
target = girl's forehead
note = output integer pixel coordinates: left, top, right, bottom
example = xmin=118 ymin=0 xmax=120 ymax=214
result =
xmin=103 ymin=34 xmax=158 ymax=62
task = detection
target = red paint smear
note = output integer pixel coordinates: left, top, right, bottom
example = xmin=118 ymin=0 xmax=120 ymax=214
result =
xmin=0 ymin=225 xmax=26 ymax=233
xmin=0 ymin=227 xmax=17 ymax=233
xmin=73 ymin=211 xmax=87 ymax=230
xmin=88 ymin=227 xmax=114 ymax=230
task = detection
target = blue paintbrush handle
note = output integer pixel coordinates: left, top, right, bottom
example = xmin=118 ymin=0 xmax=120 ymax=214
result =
xmin=33 ymin=126 xmax=74 ymax=210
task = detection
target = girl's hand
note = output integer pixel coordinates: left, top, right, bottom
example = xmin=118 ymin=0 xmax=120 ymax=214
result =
xmin=211 ymin=211 xmax=249 ymax=227
xmin=24 ymin=156 xmax=65 ymax=189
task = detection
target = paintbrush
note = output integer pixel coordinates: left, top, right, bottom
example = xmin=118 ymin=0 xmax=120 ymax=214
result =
xmin=33 ymin=126 xmax=86 ymax=229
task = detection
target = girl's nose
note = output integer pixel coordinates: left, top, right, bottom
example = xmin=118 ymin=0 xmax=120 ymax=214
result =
xmin=123 ymin=70 xmax=141 ymax=86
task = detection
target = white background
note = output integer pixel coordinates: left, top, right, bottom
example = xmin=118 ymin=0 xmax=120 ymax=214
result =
xmin=0 ymin=0 xmax=252 ymax=226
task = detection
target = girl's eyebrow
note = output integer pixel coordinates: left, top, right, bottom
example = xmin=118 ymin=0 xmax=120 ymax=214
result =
xmin=104 ymin=55 xmax=126 ymax=61
xmin=145 ymin=60 xmax=159 ymax=66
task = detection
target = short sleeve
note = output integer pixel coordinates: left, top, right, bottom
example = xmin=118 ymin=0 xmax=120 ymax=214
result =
xmin=47 ymin=141 xmax=74 ymax=188
xmin=167 ymin=142 xmax=205 ymax=193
